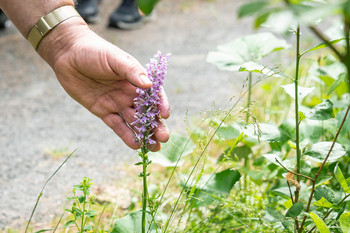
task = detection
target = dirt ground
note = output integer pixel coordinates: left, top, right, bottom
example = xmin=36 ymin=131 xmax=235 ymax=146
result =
xmin=0 ymin=0 xmax=252 ymax=229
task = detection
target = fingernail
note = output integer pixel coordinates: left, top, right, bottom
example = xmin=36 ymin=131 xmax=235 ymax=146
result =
xmin=140 ymin=74 xmax=152 ymax=86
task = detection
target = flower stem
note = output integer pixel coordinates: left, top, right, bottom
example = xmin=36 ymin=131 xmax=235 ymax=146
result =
xmin=294 ymin=25 xmax=301 ymax=203
xmin=141 ymin=146 xmax=149 ymax=233
xmin=294 ymin=25 xmax=302 ymax=233
xmin=244 ymin=72 xmax=252 ymax=191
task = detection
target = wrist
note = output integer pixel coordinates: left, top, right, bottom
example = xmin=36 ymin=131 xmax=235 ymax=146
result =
xmin=37 ymin=16 xmax=90 ymax=67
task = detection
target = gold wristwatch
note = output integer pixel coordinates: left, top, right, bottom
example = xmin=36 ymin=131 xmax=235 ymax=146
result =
xmin=27 ymin=5 xmax=80 ymax=50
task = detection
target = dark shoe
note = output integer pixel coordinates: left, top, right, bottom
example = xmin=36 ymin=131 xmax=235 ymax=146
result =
xmin=108 ymin=0 xmax=146 ymax=30
xmin=75 ymin=0 xmax=100 ymax=23
xmin=0 ymin=10 xmax=10 ymax=30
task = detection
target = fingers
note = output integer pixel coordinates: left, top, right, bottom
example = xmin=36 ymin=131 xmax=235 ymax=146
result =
xmin=102 ymin=114 xmax=141 ymax=150
xmin=108 ymin=49 xmax=152 ymax=89
xmin=120 ymin=108 xmax=169 ymax=143
xmin=159 ymin=87 xmax=170 ymax=119
xmin=154 ymin=119 xmax=170 ymax=143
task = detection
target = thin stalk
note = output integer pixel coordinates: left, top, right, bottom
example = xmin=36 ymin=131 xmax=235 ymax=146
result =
xmin=244 ymin=72 xmax=252 ymax=190
xmin=246 ymin=72 xmax=252 ymax=123
xmin=94 ymin=205 xmax=106 ymax=233
xmin=294 ymin=26 xmax=302 ymax=205
xmin=275 ymin=159 xmax=314 ymax=182
xmin=81 ymin=195 xmax=86 ymax=232
xmin=25 ymin=150 xmax=76 ymax=233
xmin=52 ymin=211 xmax=65 ymax=233
xmin=141 ymin=146 xmax=149 ymax=233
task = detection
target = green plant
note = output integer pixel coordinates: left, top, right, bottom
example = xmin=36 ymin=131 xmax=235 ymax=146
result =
xmin=233 ymin=0 xmax=350 ymax=232
xmin=64 ymin=177 xmax=97 ymax=232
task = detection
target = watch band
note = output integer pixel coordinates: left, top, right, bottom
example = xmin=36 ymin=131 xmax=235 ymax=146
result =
xmin=27 ymin=5 xmax=81 ymax=50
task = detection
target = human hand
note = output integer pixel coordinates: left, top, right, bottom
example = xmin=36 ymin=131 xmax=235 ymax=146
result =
xmin=38 ymin=18 xmax=170 ymax=151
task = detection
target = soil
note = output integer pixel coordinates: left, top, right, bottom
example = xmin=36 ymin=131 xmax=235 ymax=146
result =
xmin=0 ymin=0 xmax=252 ymax=229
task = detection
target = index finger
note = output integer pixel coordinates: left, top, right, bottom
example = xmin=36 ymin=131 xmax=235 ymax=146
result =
xmin=108 ymin=48 xmax=153 ymax=89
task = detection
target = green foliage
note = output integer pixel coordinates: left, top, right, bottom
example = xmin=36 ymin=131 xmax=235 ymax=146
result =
xmin=309 ymin=212 xmax=330 ymax=233
xmin=112 ymin=210 xmax=155 ymax=233
xmin=334 ymin=163 xmax=350 ymax=194
xmin=281 ymin=84 xmax=315 ymax=101
xmin=285 ymin=202 xmax=304 ymax=218
xmin=137 ymin=0 xmax=158 ymax=15
xmin=206 ymin=32 xmax=289 ymax=72
xmin=339 ymin=212 xmax=350 ymax=233
xmin=65 ymin=177 xmax=97 ymax=233
xmin=303 ymin=99 xmax=335 ymax=120
xmin=237 ymin=1 xmax=269 ymax=18
xmin=148 ymin=133 xmax=195 ymax=167
xmin=304 ymin=142 xmax=346 ymax=163
xmin=197 ymin=169 xmax=241 ymax=194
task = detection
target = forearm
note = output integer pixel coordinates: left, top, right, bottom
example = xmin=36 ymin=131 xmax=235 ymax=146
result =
xmin=0 ymin=0 xmax=90 ymax=67
xmin=0 ymin=0 xmax=74 ymax=37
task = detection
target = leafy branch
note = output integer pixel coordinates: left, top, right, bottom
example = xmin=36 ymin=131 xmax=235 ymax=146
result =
xmin=299 ymin=105 xmax=350 ymax=232
xmin=275 ymin=159 xmax=314 ymax=182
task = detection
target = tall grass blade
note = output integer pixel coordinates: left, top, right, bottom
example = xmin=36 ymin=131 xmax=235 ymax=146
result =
xmin=25 ymin=149 xmax=77 ymax=233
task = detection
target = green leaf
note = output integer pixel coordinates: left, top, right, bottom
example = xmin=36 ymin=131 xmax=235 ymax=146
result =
xmin=112 ymin=210 xmax=154 ymax=233
xmin=336 ymin=203 xmax=347 ymax=221
xmin=313 ymin=197 xmax=333 ymax=208
xmin=265 ymin=207 xmax=284 ymax=222
xmin=285 ymin=202 xmax=304 ymax=218
xmin=269 ymin=186 xmax=292 ymax=200
xmin=64 ymin=220 xmax=75 ymax=227
xmin=34 ymin=229 xmax=57 ymax=233
xmin=244 ymin=123 xmax=282 ymax=142
xmin=314 ymin=185 xmax=335 ymax=204
xmin=304 ymin=142 xmax=346 ymax=163
xmin=137 ymin=0 xmax=158 ymax=15
xmin=198 ymin=169 xmax=241 ymax=194
xmin=284 ymin=199 xmax=293 ymax=209
xmin=254 ymin=11 xmax=272 ymax=29
xmin=238 ymin=61 xmax=282 ymax=78
xmin=216 ymin=123 xmax=241 ymax=140
xmin=301 ymin=38 xmax=345 ymax=56
xmin=309 ymin=212 xmax=330 ymax=233
xmin=148 ymin=133 xmax=195 ymax=167
xmin=339 ymin=212 xmax=350 ymax=232
xmin=78 ymin=195 xmax=86 ymax=203
xmin=282 ymin=219 xmax=294 ymax=231
xmin=334 ymin=163 xmax=350 ymax=194
xmin=303 ymin=99 xmax=334 ymax=121
xmin=207 ymin=32 xmax=289 ymax=71
xmin=281 ymin=84 xmax=315 ymax=101
xmin=219 ymin=144 xmax=251 ymax=162
xmin=337 ymin=108 xmax=350 ymax=137
xmin=85 ymin=210 xmax=97 ymax=218
xmin=237 ymin=1 xmax=268 ymax=18
xmin=83 ymin=225 xmax=93 ymax=231
xmin=328 ymin=72 xmax=347 ymax=95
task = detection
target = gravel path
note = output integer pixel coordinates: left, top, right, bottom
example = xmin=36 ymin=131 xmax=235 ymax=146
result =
xmin=0 ymin=0 xmax=252 ymax=229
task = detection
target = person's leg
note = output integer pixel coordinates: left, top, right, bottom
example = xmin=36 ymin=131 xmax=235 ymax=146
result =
xmin=108 ymin=0 xmax=151 ymax=30
xmin=75 ymin=0 xmax=100 ymax=23
xmin=0 ymin=9 xmax=10 ymax=30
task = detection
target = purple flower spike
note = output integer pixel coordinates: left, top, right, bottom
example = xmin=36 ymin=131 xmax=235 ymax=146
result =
xmin=132 ymin=51 xmax=171 ymax=146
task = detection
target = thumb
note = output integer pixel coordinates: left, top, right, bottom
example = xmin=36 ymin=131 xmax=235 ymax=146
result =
xmin=108 ymin=48 xmax=152 ymax=88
